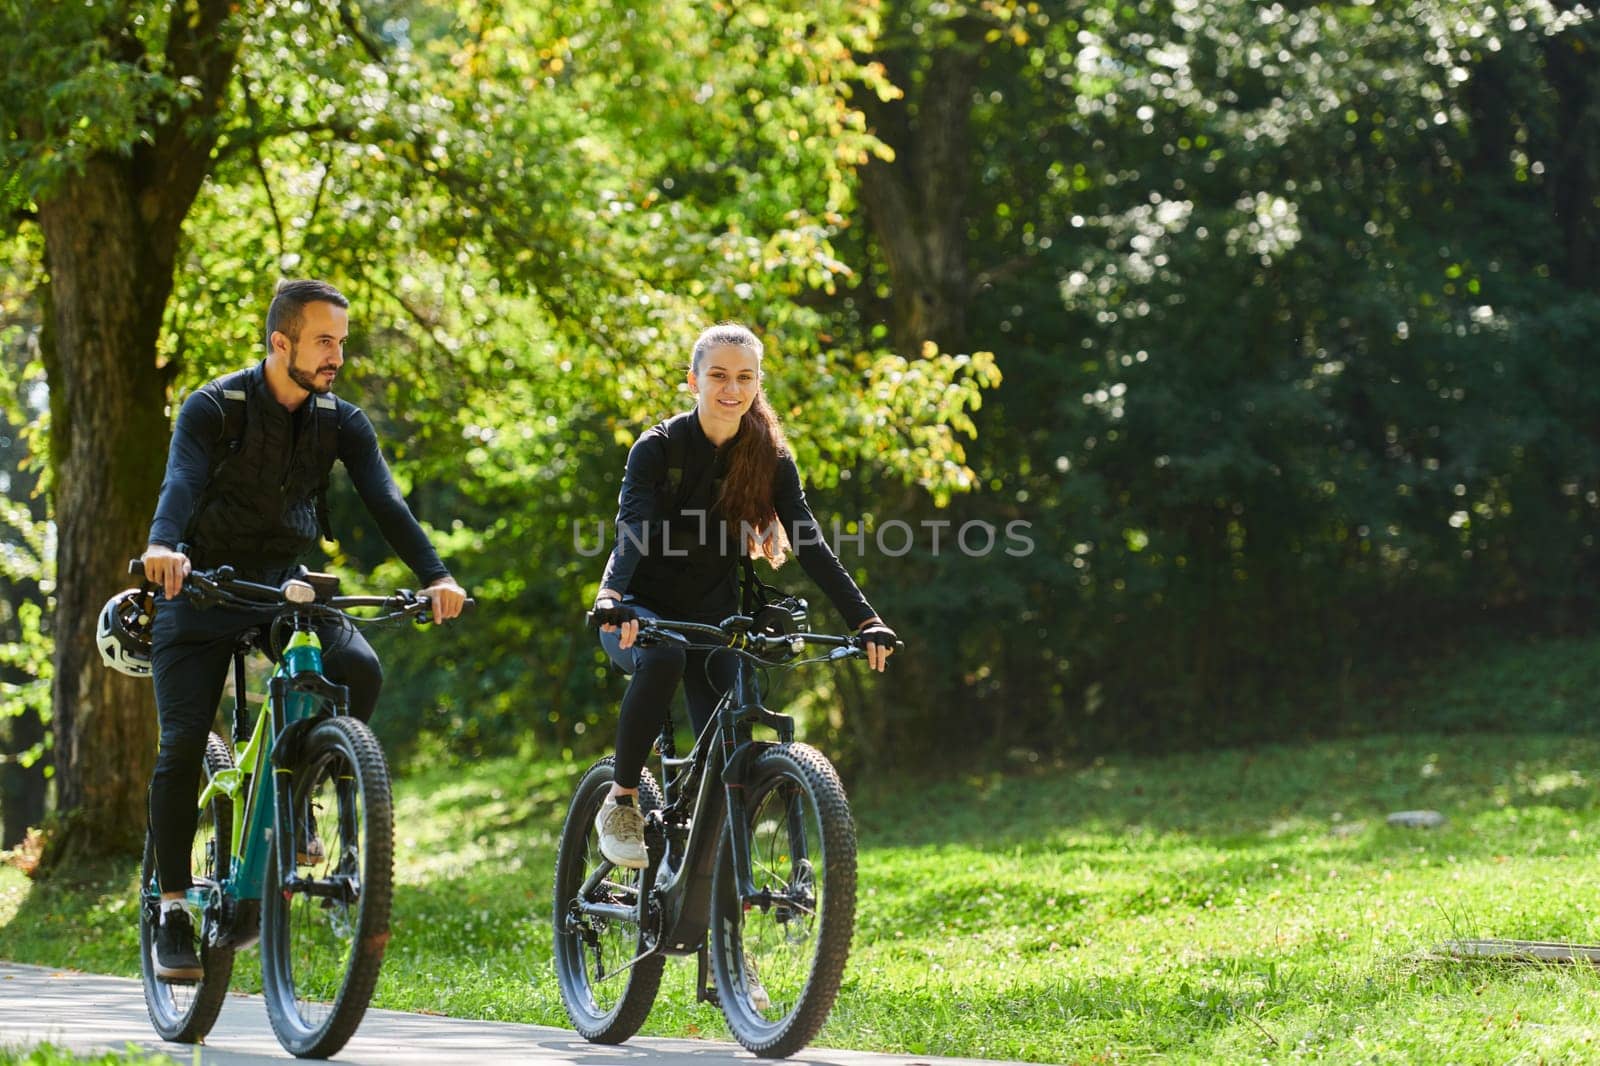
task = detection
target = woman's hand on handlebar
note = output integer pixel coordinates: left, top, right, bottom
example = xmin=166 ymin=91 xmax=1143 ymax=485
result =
xmin=857 ymin=619 xmax=897 ymax=673
xmin=422 ymin=577 xmax=468 ymax=624
xmin=592 ymin=589 xmax=639 ymax=650
xmin=141 ymin=545 xmax=191 ymax=602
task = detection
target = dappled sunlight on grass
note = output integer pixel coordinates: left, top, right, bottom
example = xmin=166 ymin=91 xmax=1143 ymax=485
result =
xmin=12 ymin=721 xmax=1600 ymax=1060
xmin=840 ymin=728 xmax=1600 ymax=1059
xmin=391 ymin=760 xmax=571 ymax=882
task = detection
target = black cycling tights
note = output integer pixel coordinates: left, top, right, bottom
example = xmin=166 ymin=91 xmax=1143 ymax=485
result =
xmin=612 ymin=643 xmax=738 ymax=790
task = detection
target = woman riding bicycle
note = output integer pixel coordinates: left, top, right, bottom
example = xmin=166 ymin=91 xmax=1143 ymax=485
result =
xmin=589 ymin=322 xmax=896 ymax=869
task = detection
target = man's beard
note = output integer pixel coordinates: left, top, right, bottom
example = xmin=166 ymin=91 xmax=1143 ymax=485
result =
xmin=286 ymin=344 xmax=335 ymax=394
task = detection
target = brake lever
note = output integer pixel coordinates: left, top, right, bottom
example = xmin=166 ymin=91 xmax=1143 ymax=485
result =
xmin=185 ymin=584 xmax=224 ymax=610
xmin=636 ymin=627 xmax=690 ymax=648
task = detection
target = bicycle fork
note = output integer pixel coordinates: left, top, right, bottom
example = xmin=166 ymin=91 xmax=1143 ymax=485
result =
xmin=721 ymin=742 xmax=779 ymax=907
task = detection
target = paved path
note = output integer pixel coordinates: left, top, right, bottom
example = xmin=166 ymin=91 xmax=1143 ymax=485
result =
xmin=0 ymin=962 xmax=1010 ymax=1065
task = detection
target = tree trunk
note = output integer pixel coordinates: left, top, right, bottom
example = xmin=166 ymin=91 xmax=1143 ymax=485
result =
xmin=35 ymin=160 xmax=175 ymax=860
xmin=1542 ymin=16 xmax=1599 ymax=289
xmin=24 ymin=0 xmax=242 ymax=868
xmin=857 ymin=32 xmax=981 ymax=359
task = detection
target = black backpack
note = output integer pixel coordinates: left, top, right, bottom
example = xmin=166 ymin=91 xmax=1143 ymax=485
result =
xmin=657 ymin=414 xmax=784 ymax=616
xmin=183 ymin=369 xmax=342 ymax=545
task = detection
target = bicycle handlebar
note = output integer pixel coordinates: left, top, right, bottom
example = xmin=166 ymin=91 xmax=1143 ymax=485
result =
xmin=129 ymin=559 xmax=475 ymax=620
xmin=584 ymin=610 xmax=904 ymax=661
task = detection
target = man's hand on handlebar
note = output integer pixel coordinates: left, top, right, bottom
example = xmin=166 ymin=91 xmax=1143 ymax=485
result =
xmin=141 ymin=544 xmax=191 ymax=602
xmin=857 ymin=619 xmax=898 ymax=673
xmin=423 ymin=577 xmax=468 ymax=624
xmin=591 ymin=589 xmax=639 ymax=650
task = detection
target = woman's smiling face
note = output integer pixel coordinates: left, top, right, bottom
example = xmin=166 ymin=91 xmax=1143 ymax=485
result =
xmin=689 ymin=343 xmax=762 ymax=430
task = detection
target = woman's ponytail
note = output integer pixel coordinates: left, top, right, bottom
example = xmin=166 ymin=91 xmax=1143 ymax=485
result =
xmin=722 ymin=390 xmax=791 ymax=566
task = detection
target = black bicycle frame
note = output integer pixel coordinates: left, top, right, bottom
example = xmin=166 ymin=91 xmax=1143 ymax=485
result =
xmin=607 ymin=649 xmax=799 ymax=959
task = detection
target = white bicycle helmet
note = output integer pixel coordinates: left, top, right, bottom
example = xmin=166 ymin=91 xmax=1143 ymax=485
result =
xmin=97 ymin=588 xmax=155 ymax=678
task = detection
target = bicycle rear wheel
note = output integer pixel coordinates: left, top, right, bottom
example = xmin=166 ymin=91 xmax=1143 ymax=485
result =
xmin=260 ymin=715 xmax=394 ymax=1059
xmin=552 ymin=756 xmax=665 ymax=1043
xmin=710 ymin=742 xmax=857 ymax=1057
xmin=139 ymin=731 xmax=236 ymax=1043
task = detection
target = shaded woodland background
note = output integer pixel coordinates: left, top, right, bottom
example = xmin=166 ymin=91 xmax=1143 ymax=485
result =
xmin=1 ymin=0 xmax=1597 ymax=859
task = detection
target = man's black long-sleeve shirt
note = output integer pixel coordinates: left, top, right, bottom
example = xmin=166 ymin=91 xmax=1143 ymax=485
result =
xmin=148 ymin=364 xmax=449 ymax=585
xmin=599 ymin=411 xmax=875 ymax=628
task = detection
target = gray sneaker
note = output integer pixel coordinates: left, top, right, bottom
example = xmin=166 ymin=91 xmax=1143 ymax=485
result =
xmin=594 ymin=794 xmax=647 ymax=869
xmin=296 ymin=805 xmax=325 ymax=866
xmin=744 ymin=955 xmax=772 ymax=1012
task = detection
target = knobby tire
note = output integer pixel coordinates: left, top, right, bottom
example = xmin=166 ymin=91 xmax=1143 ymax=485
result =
xmin=552 ymin=756 xmax=666 ymax=1043
xmin=710 ymin=742 xmax=857 ymax=1057
xmin=139 ymin=731 xmax=237 ymax=1043
xmin=259 ymin=715 xmax=394 ymax=1059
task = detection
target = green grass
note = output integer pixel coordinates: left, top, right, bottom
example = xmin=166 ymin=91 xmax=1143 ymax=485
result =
xmin=9 ymin=633 xmax=1600 ymax=1062
xmin=0 ymin=1046 xmax=176 ymax=1065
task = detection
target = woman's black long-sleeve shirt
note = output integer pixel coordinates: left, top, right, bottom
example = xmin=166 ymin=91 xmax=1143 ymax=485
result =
xmin=599 ymin=411 xmax=875 ymax=628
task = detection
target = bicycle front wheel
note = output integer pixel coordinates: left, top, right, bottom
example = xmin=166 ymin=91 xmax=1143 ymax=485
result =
xmin=552 ymin=756 xmax=665 ymax=1043
xmin=710 ymin=742 xmax=858 ymax=1058
xmin=260 ymin=715 xmax=394 ymax=1059
xmin=139 ymin=731 xmax=236 ymax=1043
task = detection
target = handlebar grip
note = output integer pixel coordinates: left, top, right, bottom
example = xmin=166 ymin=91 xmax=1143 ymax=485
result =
xmin=427 ymin=595 xmax=478 ymax=612
xmin=413 ymin=594 xmax=476 ymax=622
xmin=437 ymin=596 xmax=477 ymax=617
xmin=586 ymin=606 xmax=639 ymax=629
xmin=128 ymin=559 xmax=145 ymax=579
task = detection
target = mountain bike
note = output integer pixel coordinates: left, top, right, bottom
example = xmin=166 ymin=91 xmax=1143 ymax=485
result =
xmin=130 ymin=561 xmax=469 ymax=1059
xmin=553 ymin=604 xmax=900 ymax=1058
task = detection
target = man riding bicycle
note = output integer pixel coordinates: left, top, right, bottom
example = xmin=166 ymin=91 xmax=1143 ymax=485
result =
xmin=114 ymin=279 xmax=466 ymax=982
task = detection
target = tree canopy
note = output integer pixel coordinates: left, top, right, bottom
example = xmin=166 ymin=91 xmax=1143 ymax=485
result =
xmin=1 ymin=0 xmax=1597 ymax=849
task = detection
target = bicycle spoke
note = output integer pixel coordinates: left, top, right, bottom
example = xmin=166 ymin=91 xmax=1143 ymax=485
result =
xmin=261 ymin=716 xmax=394 ymax=1059
xmin=139 ymin=733 xmax=236 ymax=1045
xmin=711 ymin=744 xmax=857 ymax=1057
xmin=288 ymin=753 xmax=361 ymax=1013
xmin=552 ymin=760 xmax=665 ymax=1043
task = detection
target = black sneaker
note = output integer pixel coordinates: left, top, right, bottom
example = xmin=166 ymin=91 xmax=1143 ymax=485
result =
xmin=152 ymin=906 xmax=203 ymax=982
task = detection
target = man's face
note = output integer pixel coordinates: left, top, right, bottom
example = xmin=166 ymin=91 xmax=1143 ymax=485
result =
xmin=276 ymin=302 xmax=348 ymax=394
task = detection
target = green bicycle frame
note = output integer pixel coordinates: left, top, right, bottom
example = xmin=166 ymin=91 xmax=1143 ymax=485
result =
xmin=191 ymin=629 xmax=326 ymax=906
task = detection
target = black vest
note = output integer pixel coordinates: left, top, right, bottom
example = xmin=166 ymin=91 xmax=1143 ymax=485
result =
xmin=184 ymin=364 xmax=341 ymax=569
